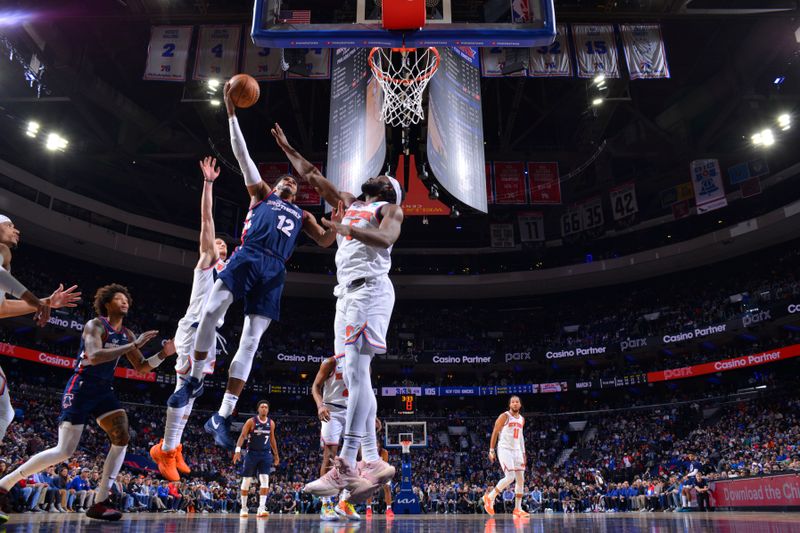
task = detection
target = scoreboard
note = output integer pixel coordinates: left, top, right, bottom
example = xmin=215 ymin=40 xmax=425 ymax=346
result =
xmin=395 ymin=394 xmax=417 ymax=415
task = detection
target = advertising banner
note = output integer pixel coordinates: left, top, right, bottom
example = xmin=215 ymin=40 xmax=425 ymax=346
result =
xmin=710 ymin=474 xmax=800 ymax=509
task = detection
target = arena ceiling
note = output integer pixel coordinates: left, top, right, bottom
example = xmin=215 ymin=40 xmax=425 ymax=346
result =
xmin=0 ymin=0 xmax=798 ymax=248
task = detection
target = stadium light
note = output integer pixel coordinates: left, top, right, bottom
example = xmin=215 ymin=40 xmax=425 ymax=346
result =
xmin=210 ymin=99 xmax=221 ymax=106
xmin=207 ymin=78 xmax=220 ymax=90
xmin=45 ymin=132 xmax=68 ymax=151
xmin=777 ymin=113 xmax=791 ymax=131
xmin=592 ymin=98 xmax=603 ymax=106
xmin=751 ymin=129 xmax=774 ymax=147
xmin=593 ymin=73 xmax=605 ymax=85
xmin=26 ymin=121 xmax=40 ymax=138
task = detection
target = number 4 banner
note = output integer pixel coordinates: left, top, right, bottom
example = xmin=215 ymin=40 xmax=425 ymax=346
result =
xmin=609 ymin=182 xmax=639 ymax=220
xmin=193 ymin=25 xmax=242 ymax=81
xmin=143 ymin=26 xmax=193 ymax=82
xmin=572 ymin=24 xmax=620 ymax=79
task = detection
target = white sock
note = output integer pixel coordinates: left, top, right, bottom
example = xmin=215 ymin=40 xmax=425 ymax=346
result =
xmin=218 ymin=393 xmax=239 ymax=418
xmin=96 ymin=444 xmax=127 ymax=502
xmin=259 ymin=493 xmax=266 ymax=509
xmin=241 ymin=494 xmax=248 ymax=511
xmin=361 ymin=387 xmax=379 ymax=462
xmin=515 ymin=496 xmax=522 ymax=510
xmin=341 ymin=490 xmax=350 ymax=502
xmin=162 ymin=404 xmax=185 ymax=451
xmin=175 ymin=398 xmax=195 ymax=444
xmin=189 ymin=357 xmax=206 ymax=381
xmin=340 ymin=348 xmax=372 ymax=465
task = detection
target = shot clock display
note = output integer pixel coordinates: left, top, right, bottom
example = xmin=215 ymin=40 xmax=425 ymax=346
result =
xmin=395 ymin=394 xmax=417 ymax=415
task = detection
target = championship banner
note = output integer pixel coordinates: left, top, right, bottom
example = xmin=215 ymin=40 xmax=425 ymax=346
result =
xmin=619 ymin=24 xmax=670 ymax=80
xmin=426 ymin=47 xmax=487 ymax=212
xmin=143 ymin=26 xmax=193 ymax=82
xmin=287 ymin=48 xmax=331 ymax=79
xmin=492 ymin=162 xmax=527 ymax=204
xmin=327 ymin=48 xmax=386 ymax=204
xmin=647 ymin=344 xmax=800 ymax=383
xmin=192 ymin=25 xmax=243 ymax=81
xmin=740 ymin=177 xmax=762 ymax=198
xmin=579 ymin=196 xmax=604 ymax=231
xmin=528 ymin=24 xmax=573 ymax=78
xmin=518 ymin=212 xmax=545 ymax=242
xmin=711 ymin=474 xmax=800 ymax=509
xmin=609 ymin=182 xmax=638 ymax=220
xmin=242 ymin=41 xmax=283 ymax=81
xmin=572 ymin=24 xmax=620 ymax=79
xmin=528 ymin=162 xmax=562 ymax=204
xmin=0 ymin=343 xmax=156 ymax=382
xmin=292 ymin=162 xmax=323 ymax=206
xmin=480 ymin=48 xmax=527 ymax=77
xmin=690 ymin=159 xmax=728 ymax=214
xmin=257 ymin=162 xmax=290 ymax=181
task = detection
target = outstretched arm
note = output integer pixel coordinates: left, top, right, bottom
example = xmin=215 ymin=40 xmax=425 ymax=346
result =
xmin=322 ymin=204 xmax=403 ymax=249
xmin=123 ymin=331 xmax=176 ymax=373
xmin=271 ymin=123 xmax=356 ymax=208
xmin=197 ymin=157 xmax=221 ymax=270
xmin=225 ymin=82 xmax=270 ymax=205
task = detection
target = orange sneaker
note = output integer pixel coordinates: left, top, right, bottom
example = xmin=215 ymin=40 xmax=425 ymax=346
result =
xmin=512 ymin=509 xmax=530 ymax=518
xmin=149 ymin=440 xmax=179 ymax=482
xmin=385 ymin=507 xmax=394 ymax=518
xmin=366 ymin=506 xmax=373 ymax=518
xmin=482 ymin=493 xmax=495 ymax=516
xmin=175 ymin=443 xmax=191 ymax=475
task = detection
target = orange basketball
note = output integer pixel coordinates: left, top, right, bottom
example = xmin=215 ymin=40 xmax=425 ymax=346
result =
xmin=228 ymin=74 xmax=260 ymax=108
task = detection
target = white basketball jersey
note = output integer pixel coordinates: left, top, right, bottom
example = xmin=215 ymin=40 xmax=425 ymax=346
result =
xmin=335 ymin=201 xmax=392 ymax=285
xmin=184 ymin=260 xmax=227 ymax=328
xmin=498 ymin=411 xmax=525 ymax=451
xmin=322 ymin=354 xmax=348 ymax=407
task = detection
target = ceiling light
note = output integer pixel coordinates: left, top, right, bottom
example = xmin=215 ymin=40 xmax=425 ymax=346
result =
xmin=593 ymin=73 xmax=605 ymax=85
xmin=592 ymin=98 xmax=603 ymax=106
xmin=210 ymin=99 xmax=221 ymax=106
xmin=778 ymin=113 xmax=791 ymax=130
xmin=760 ymin=129 xmax=775 ymax=146
xmin=45 ymin=132 xmax=68 ymax=151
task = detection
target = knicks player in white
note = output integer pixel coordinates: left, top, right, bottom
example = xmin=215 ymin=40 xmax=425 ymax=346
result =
xmin=150 ymin=157 xmax=229 ymax=482
xmin=483 ymin=396 xmax=530 ymax=518
xmin=272 ymin=123 xmax=401 ymax=502
xmin=311 ymin=353 xmax=353 ymax=520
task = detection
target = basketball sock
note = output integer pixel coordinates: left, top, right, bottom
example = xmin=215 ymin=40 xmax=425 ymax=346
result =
xmin=96 ymin=444 xmax=127 ymax=502
xmin=174 ymin=398 xmax=195 ymax=445
xmin=361 ymin=388 xmax=380 ymax=462
xmin=188 ymin=357 xmax=206 ymax=382
xmin=218 ymin=393 xmax=239 ymax=419
xmin=341 ymin=489 xmax=351 ymax=502
xmin=515 ymin=495 xmax=522 ymax=510
xmin=259 ymin=493 xmax=267 ymax=509
xmin=240 ymin=493 xmax=248 ymax=511
xmin=162 ymin=404 xmax=185 ymax=451
xmin=341 ymin=346 xmax=373 ymax=465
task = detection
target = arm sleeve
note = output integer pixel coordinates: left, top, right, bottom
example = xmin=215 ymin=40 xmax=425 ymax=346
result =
xmin=229 ymin=116 xmax=263 ymax=187
xmin=0 ymin=264 xmax=29 ymax=298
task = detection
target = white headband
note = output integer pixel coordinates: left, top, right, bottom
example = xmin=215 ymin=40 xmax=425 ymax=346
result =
xmin=386 ymin=176 xmax=403 ymax=206
xmin=0 ymin=215 xmax=11 ymax=225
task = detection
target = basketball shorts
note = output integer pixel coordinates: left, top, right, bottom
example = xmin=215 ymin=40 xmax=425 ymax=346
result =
xmin=242 ymin=450 xmax=274 ymax=477
xmin=334 ymin=275 xmax=395 ymax=355
xmin=497 ymin=448 xmax=525 ymax=472
xmin=59 ymin=375 xmax=122 ymax=425
xmin=320 ymin=406 xmax=347 ymax=447
xmin=218 ymin=247 xmax=286 ymax=320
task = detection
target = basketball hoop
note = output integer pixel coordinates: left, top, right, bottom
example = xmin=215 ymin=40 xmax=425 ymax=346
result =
xmin=368 ymin=46 xmax=440 ymax=128
xmin=400 ymin=439 xmax=413 ymax=454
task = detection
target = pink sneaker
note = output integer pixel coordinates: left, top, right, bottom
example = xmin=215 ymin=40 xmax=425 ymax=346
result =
xmin=349 ymin=459 xmax=396 ymax=502
xmin=304 ymin=458 xmax=370 ymax=497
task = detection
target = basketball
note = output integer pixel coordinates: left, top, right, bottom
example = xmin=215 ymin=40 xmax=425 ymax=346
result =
xmin=228 ymin=74 xmax=260 ymax=109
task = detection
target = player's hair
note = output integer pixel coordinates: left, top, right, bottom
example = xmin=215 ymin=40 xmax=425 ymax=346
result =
xmin=93 ymin=283 xmax=132 ymax=317
xmin=509 ymin=395 xmax=522 ymax=406
xmin=273 ymin=174 xmax=295 ymax=190
xmin=257 ymin=400 xmax=270 ymax=409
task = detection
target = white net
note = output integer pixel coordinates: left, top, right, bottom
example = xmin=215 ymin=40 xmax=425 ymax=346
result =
xmin=368 ymin=47 xmax=440 ymax=128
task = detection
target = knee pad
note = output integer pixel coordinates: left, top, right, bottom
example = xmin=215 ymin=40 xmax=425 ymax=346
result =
xmin=241 ymin=478 xmax=252 ymax=492
xmin=258 ymin=474 xmax=269 ymax=489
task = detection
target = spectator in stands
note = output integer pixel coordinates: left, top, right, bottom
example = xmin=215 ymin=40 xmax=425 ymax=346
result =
xmin=695 ymin=473 xmax=711 ymax=512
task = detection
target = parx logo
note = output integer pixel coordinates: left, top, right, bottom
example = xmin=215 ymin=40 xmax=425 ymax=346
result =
xmin=504 ymin=352 xmax=532 ymax=363
xmin=742 ymin=310 xmax=771 ymax=328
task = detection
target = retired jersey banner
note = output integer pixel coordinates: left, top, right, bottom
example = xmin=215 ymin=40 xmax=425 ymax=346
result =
xmin=561 ymin=207 xmax=583 ymax=237
xmin=480 ymin=48 xmax=527 ymax=77
xmin=193 ymin=25 xmax=243 ymax=81
xmin=490 ymin=224 xmax=515 ymax=248
xmin=690 ymin=159 xmax=728 ymax=213
xmin=619 ymin=24 xmax=670 ymax=80
xmin=287 ymin=48 xmax=331 ymax=79
xmin=609 ymin=182 xmax=638 ymax=220
xmin=572 ymin=24 xmax=620 ymax=79
xmin=528 ymin=162 xmax=562 ymax=204
xmin=528 ymin=24 xmax=573 ymax=78
xmin=242 ymin=42 xmax=283 ymax=81
xmin=143 ymin=26 xmax=193 ymax=82
xmin=579 ymin=197 xmax=604 ymax=230
xmin=492 ymin=162 xmax=528 ymax=204
xmin=518 ymin=212 xmax=545 ymax=242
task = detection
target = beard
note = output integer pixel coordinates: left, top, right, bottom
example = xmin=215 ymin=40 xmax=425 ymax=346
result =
xmin=361 ymin=180 xmax=385 ymax=197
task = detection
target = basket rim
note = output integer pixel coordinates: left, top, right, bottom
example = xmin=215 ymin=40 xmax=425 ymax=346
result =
xmin=368 ymin=46 xmax=441 ymax=86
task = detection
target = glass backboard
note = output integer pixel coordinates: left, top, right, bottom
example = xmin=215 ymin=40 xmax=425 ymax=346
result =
xmin=252 ymin=0 xmax=556 ymax=48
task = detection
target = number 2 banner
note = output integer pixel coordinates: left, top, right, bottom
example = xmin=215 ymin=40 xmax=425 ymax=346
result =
xmin=193 ymin=25 xmax=242 ymax=81
xmin=143 ymin=26 xmax=193 ymax=82
xmin=572 ymin=24 xmax=619 ymax=79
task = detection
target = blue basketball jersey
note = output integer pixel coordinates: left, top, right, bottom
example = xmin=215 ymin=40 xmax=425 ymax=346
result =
xmin=247 ymin=416 xmax=271 ymax=453
xmin=72 ymin=317 xmax=130 ymax=382
xmin=239 ymin=192 xmax=304 ymax=262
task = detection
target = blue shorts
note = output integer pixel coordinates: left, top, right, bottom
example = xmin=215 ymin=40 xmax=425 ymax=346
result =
xmin=217 ymin=248 xmax=286 ymax=320
xmin=59 ymin=374 xmax=122 ymax=425
xmin=242 ymin=451 xmax=274 ymax=477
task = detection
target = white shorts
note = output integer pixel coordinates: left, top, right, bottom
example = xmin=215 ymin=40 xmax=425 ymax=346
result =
xmin=497 ymin=448 xmax=525 ymax=472
xmin=320 ymin=407 xmax=347 ymax=447
xmin=174 ymin=316 xmax=217 ymax=377
xmin=333 ymin=275 xmax=395 ymax=355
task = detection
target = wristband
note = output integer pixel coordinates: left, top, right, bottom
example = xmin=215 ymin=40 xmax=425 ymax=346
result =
xmin=235 ymin=447 xmax=242 ymax=453
xmin=145 ymin=353 xmax=165 ymax=369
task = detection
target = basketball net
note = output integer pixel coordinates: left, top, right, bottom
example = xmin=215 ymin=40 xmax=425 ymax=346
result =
xmin=400 ymin=439 xmax=413 ymax=454
xmin=369 ymin=47 xmax=439 ymax=128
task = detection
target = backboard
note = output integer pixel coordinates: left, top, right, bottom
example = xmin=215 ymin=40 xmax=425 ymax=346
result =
xmin=385 ymin=421 xmax=428 ymax=449
xmin=252 ymin=0 xmax=556 ymax=48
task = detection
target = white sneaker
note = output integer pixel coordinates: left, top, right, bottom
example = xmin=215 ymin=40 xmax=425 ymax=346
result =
xmin=257 ymin=507 xmax=269 ymax=517
xmin=304 ymin=458 xmax=370 ymax=497
xmin=240 ymin=509 xmax=249 ymax=518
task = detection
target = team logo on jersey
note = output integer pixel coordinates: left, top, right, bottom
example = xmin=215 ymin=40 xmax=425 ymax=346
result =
xmin=62 ymin=393 xmax=74 ymax=409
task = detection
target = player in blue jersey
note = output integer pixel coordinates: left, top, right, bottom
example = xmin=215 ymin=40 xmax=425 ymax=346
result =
xmin=169 ymin=82 xmax=338 ymax=450
xmin=233 ymin=400 xmax=279 ymax=518
xmin=0 ymin=284 xmax=175 ymax=521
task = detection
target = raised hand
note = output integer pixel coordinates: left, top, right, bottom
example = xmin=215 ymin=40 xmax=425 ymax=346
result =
xmin=270 ymin=123 xmax=292 ymax=151
xmin=199 ymin=156 xmax=221 ymax=183
xmin=330 ymin=200 xmax=345 ymax=224
xmin=161 ymin=339 xmax=177 ymax=358
xmin=134 ymin=330 xmax=159 ymax=349
xmin=321 ymin=217 xmax=351 ymax=238
xmin=48 ymin=284 xmax=81 ymax=309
